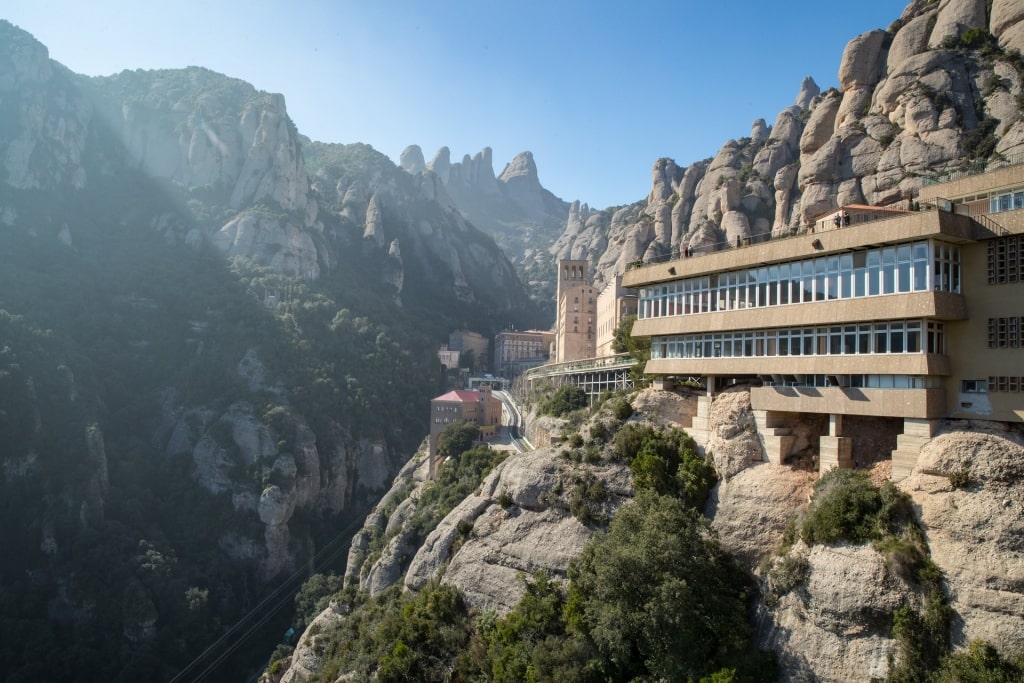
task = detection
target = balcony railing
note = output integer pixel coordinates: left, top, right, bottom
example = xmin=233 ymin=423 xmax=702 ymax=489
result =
xmin=922 ymin=152 xmax=1024 ymax=186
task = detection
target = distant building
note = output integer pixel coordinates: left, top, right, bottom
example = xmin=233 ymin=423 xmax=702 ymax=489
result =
xmin=595 ymin=275 xmax=638 ymax=357
xmin=555 ymin=260 xmax=596 ymax=363
xmin=494 ymin=329 xmax=555 ymax=378
xmin=437 ymin=344 xmax=461 ymax=370
xmin=428 ymin=386 xmax=503 ymax=476
xmin=448 ymin=330 xmax=490 ymax=373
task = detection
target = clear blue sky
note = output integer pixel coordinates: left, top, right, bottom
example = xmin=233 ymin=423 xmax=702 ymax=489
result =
xmin=5 ymin=0 xmax=904 ymax=209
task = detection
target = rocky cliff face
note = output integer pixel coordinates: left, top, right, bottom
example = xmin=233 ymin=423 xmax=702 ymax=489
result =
xmin=274 ymin=386 xmax=1023 ymax=682
xmin=557 ymin=1 xmax=1024 ymax=289
xmin=0 ymin=20 xmax=542 ymax=679
xmin=398 ymin=145 xmax=570 ymax=265
xmin=306 ymin=141 xmax=538 ymax=317
xmin=396 ymin=144 xmax=570 ymax=312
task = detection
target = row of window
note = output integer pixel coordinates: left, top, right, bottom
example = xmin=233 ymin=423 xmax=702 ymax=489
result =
xmin=988 ymin=376 xmax=1024 ymax=392
xmin=650 ymin=320 xmax=945 ymax=360
xmin=987 ymin=317 xmax=1022 ymax=348
xmin=988 ymin=189 xmax=1024 ymax=214
xmin=987 ymin=236 xmax=1024 ymax=285
xmin=763 ymin=374 xmax=942 ymax=389
xmin=639 ymin=241 xmax=961 ymax=319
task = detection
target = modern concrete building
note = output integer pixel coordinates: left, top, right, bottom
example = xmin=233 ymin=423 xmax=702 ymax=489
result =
xmin=622 ymin=163 xmax=1024 ymax=480
xmin=494 ymin=329 xmax=555 ymax=378
xmin=555 ymin=259 xmax=596 ymax=363
xmin=595 ymin=274 xmax=638 ymax=357
xmin=428 ymin=386 xmax=503 ymax=476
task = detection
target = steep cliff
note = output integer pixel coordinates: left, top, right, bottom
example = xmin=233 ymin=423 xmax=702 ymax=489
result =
xmin=398 ymin=144 xmax=571 ymax=313
xmin=556 ymin=1 xmax=1024 ymax=289
xmin=269 ymin=385 xmax=1024 ymax=682
xmin=0 ymin=19 xmax=539 ymax=681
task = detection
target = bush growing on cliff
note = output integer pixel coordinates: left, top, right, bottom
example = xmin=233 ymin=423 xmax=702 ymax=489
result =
xmin=800 ymin=469 xmax=889 ymax=545
xmin=410 ymin=444 xmax=506 ymax=541
xmin=539 ymin=385 xmax=588 ymax=417
xmin=566 ymin=491 xmax=774 ymax=682
xmin=613 ymin=423 xmax=717 ymax=508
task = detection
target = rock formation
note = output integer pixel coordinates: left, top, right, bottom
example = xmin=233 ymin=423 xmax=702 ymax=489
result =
xmin=552 ymin=2 xmax=1024 ymax=289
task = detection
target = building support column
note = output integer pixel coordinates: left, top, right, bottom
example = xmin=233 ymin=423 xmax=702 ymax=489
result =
xmin=891 ymin=418 xmax=939 ymax=481
xmin=819 ymin=413 xmax=853 ymax=473
xmin=752 ymin=410 xmax=796 ymax=465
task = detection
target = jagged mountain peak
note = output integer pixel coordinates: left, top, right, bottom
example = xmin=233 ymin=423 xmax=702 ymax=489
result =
xmin=498 ymin=150 xmax=539 ymax=185
xmin=554 ymin=0 xmax=1024 ymax=290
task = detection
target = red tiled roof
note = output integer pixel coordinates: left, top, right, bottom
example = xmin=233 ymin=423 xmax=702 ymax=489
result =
xmin=433 ymin=390 xmax=484 ymax=402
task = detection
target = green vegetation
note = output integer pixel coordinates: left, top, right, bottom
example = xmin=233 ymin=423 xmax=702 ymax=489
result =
xmin=565 ymin=492 xmax=773 ymax=682
xmin=538 ymin=385 xmax=588 ymax=417
xmin=409 ymin=444 xmax=506 ymax=542
xmin=930 ymin=640 xmax=1024 ymax=682
xmin=613 ymin=423 xmax=717 ymax=508
xmin=611 ymin=314 xmax=651 ymax=381
xmin=435 ymin=420 xmax=481 ymax=460
xmin=336 ymin=493 xmax=772 ymax=683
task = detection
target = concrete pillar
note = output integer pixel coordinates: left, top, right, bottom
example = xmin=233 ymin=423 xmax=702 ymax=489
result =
xmin=891 ymin=418 xmax=939 ymax=481
xmin=752 ymin=410 xmax=796 ymax=465
xmin=830 ymin=413 xmax=843 ymax=436
xmin=819 ymin=413 xmax=853 ymax=473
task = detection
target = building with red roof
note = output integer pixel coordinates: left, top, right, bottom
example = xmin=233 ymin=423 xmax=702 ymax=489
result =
xmin=428 ymin=386 xmax=502 ymax=476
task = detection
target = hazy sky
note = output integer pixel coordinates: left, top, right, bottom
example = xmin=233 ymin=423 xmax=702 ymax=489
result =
xmin=5 ymin=1 xmax=903 ymax=209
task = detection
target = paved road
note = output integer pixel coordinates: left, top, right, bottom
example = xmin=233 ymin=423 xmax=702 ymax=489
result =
xmin=493 ymin=390 xmax=533 ymax=452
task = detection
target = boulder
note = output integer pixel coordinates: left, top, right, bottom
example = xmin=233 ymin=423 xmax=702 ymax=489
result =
xmin=721 ymin=210 xmax=751 ymax=246
xmin=751 ymin=118 xmax=770 ymax=141
xmin=991 ymin=0 xmax=1024 ymax=38
xmin=900 ymin=426 xmax=1024 ymax=654
xmin=928 ymin=0 xmax=987 ymax=48
xmin=886 ymin=11 xmax=937 ymax=72
xmin=835 ymin=86 xmax=873 ymax=129
xmin=758 ymin=544 xmax=912 ymax=682
xmin=707 ymin=463 xmax=811 ymax=570
xmin=800 ymin=92 xmax=841 ymax=155
xmin=427 ymin=146 xmax=452 ymax=183
xmin=706 ymin=386 xmax=765 ymax=478
xmin=838 ymin=30 xmax=889 ymax=90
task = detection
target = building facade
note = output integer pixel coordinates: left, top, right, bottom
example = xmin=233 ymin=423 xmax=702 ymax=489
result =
xmin=494 ymin=329 xmax=555 ymax=378
xmin=622 ymin=164 xmax=1024 ymax=480
xmin=428 ymin=386 xmax=503 ymax=475
xmin=555 ymin=259 xmax=596 ymax=363
xmin=595 ymin=274 xmax=639 ymax=357
xmin=448 ymin=330 xmax=489 ymax=373
xmin=437 ymin=344 xmax=460 ymax=370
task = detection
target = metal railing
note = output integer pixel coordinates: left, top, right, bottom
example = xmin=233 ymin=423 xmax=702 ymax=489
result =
xmin=524 ymin=353 xmax=636 ymax=380
xmin=922 ymin=152 xmax=1024 ymax=186
xmin=626 ymin=203 xmax=946 ymax=270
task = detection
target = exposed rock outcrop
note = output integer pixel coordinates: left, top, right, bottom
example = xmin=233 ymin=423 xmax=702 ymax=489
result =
xmin=900 ymin=424 xmax=1024 ymax=654
xmin=549 ymin=1 xmax=1024 ymax=289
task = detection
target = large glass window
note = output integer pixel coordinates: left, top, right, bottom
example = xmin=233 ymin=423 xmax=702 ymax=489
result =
xmin=650 ymin=320 xmax=941 ymax=360
xmin=637 ymin=241 xmax=950 ymax=319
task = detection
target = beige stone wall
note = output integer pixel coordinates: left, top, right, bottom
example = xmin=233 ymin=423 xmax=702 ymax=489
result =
xmin=918 ymin=165 xmax=1024 ymax=203
xmin=594 ymin=275 xmax=637 ymax=357
xmin=750 ymin=386 xmax=946 ymax=419
xmin=623 ymin=210 xmax=976 ymax=289
xmin=942 ymin=237 xmax=1024 ymax=422
xmin=647 ymin=353 xmax=949 ymax=378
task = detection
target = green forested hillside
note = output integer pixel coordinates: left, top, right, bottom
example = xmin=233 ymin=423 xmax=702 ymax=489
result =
xmin=0 ymin=31 xmax=540 ymax=678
